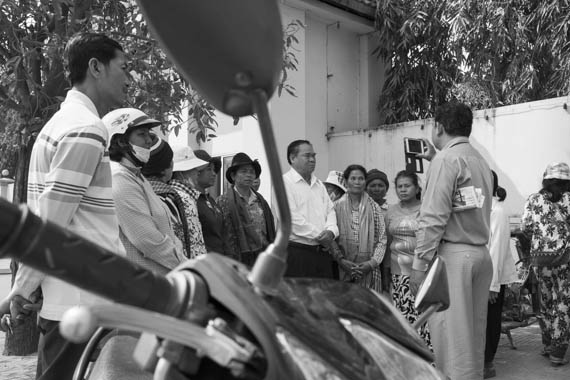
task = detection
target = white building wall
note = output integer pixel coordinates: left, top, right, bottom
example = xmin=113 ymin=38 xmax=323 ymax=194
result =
xmin=328 ymin=96 xmax=570 ymax=217
xmin=171 ymin=1 xmax=384 ymax=202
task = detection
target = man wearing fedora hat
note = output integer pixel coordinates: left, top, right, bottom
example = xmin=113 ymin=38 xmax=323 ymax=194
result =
xmin=170 ymin=146 xmax=210 ymax=258
xmin=217 ymin=153 xmax=275 ymax=266
xmin=281 ymin=140 xmax=339 ymax=278
xmin=193 ymin=150 xmax=226 ymax=254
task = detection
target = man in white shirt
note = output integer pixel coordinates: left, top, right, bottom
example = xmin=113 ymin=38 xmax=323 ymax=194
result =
xmin=280 ymin=140 xmax=339 ymax=278
xmin=0 ymin=32 xmax=128 ymax=380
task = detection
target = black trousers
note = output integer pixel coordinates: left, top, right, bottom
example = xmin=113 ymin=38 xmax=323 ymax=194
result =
xmin=484 ymin=285 xmax=505 ymax=363
xmin=36 ymin=317 xmax=88 ymax=380
xmin=285 ymin=241 xmax=334 ymax=279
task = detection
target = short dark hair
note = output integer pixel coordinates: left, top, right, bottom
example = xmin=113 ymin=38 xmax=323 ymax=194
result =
xmin=496 ymin=187 xmax=507 ymax=202
xmin=395 ymin=169 xmax=422 ymax=200
xmin=287 ymin=140 xmax=311 ymax=165
xmin=435 ymin=102 xmax=473 ymax=137
xmin=343 ymin=164 xmax=367 ymax=181
xmin=108 ymin=134 xmax=130 ymax=162
xmin=65 ymin=33 xmax=123 ymax=85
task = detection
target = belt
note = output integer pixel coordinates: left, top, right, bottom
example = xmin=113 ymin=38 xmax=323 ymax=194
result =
xmin=441 ymin=239 xmax=486 ymax=246
xmin=288 ymin=241 xmax=323 ymax=252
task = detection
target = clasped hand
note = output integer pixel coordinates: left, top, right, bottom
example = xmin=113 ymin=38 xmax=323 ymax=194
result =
xmin=0 ymin=294 xmax=42 ymax=334
xmin=340 ymin=260 xmax=373 ymax=281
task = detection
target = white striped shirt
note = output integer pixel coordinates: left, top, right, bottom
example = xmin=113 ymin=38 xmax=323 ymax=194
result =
xmin=15 ymin=89 xmax=125 ymax=321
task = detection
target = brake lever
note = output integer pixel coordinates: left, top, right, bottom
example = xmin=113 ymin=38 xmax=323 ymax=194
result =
xmin=60 ymin=302 xmax=256 ymax=368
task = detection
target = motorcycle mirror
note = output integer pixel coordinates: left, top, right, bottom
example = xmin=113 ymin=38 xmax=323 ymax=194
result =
xmin=414 ymin=256 xmax=450 ymax=314
xmin=136 ymin=0 xmax=291 ymax=292
xmin=135 ymin=0 xmax=283 ymax=117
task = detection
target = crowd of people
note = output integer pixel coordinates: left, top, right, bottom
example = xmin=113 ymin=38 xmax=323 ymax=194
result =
xmin=0 ymin=31 xmax=569 ymax=380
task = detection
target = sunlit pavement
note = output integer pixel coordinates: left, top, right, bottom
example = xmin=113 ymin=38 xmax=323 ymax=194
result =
xmin=0 ymin=333 xmax=35 ymax=380
xmin=1 ymin=323 xmax=569 ymax=379
xmin=493 ymin=323 xmax=570 ymax=379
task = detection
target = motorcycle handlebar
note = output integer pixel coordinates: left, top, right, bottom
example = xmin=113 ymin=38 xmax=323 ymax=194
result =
xmin=0 ymin=198 xmax=181 ymax=316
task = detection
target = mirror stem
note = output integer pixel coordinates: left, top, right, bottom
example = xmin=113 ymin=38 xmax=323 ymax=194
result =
xmin=247 ymin=89 xmax=291 ymax=293
xmin=412 ymin=303 xmax=441 ymax=330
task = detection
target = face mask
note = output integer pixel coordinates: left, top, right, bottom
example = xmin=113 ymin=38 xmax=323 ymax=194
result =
xmin=130 ymin=144 xmax=151 ymax=164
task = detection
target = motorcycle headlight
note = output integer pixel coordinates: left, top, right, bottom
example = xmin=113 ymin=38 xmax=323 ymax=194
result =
xmin=276 ymin=327 xmax=348 ymax=380
xmin=340 ymin=318 xmax=445 ymax=380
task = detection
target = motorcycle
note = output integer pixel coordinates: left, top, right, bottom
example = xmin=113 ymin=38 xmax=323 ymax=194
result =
xmin=0 ymin=1 xmax=450 ymax=379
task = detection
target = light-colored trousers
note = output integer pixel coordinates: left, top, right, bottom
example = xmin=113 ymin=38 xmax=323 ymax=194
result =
xmin=428 ymin=243 xmax=493 ymax=380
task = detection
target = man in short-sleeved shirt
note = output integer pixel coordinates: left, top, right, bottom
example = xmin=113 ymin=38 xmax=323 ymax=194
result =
xmin=410 ymin=103 xmax=493 ymax=380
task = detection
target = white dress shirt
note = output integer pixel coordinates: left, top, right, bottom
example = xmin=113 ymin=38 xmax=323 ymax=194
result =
xmin=277 ymin=168 xmax=339 ymax=245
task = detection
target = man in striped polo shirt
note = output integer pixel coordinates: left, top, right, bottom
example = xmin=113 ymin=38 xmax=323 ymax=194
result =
xmin=0 ymin=33 xmax=129 ymax=380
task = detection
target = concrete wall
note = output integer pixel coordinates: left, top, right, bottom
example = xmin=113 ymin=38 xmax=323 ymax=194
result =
xmin=327 ymin=96 xmax=570 ymax=216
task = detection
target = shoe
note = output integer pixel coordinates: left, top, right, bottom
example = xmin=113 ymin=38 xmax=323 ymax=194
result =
xmin=484 ymin=362 xmax=496 ymax=379
xmin=549 ymin=355 xmax=569 ymax=367
xmin=483 ymin=367 xmax=496 ymax=379
xmin=540 ymin=347 xmax=551 ymax=357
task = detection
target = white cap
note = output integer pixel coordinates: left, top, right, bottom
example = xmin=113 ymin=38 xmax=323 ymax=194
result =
xmin=172 ymin=146 xmax=209 ymax=172
xmin=102 ymin=108 xmax=161 ymax=147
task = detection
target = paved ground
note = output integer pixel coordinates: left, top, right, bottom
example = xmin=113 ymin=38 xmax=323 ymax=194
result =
xmin=0 ymin=323 xmax=569 ymax=379
xmin=0 ymin=333 xmax=35 ymax=380
xmin=493 ymin=323 xmax=570 ymax=380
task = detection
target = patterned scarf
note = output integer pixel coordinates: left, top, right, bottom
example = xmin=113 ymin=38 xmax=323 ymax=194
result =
xmin=335 ymin=192 xmax=374 ymax=263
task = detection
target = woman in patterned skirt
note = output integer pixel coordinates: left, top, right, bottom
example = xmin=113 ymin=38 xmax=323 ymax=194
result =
xmin=385 ymin=169 xmax=431 ymax=347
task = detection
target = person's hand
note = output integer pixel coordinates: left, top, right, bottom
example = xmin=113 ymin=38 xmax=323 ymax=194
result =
xmin=3 ymin=295 xmax=42 ymax=331
xmin=489 ymin=291 xmax=499 ymax=304
xmin=0 ymin=297 xmax=11 ymax=333
xmin=410 ymin=269 xmax=427 ymax=296
xmin=339 ymin=259 xmax=355 ymax=274
xmin=355 ymin=261 xmax=374 ymax=277
xmin=416 ymin=138 xmax=437 ymax=161
xmin=349 ymin=261 xmax=371 ymax=281
xmin=0 ymin=294 xmax=40 ymax=333
xmin=315 ymin=230 xmax=334 ymax=247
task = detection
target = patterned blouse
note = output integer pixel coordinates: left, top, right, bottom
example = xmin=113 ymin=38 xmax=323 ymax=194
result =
xmin=521 ymin=191 xmax=570 ymax=255
xmin=169 ymin=179 xmax=208 ymax=258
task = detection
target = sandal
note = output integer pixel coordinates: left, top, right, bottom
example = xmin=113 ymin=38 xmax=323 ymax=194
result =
xmin=549 ymin=356 xmax=569 ymax=367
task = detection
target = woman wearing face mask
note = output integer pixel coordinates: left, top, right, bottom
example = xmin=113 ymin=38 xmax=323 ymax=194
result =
xmin=103 ymin=108 xmax=186 ymax=275
xmin=142 ymin=137 xmax=192 ymax=257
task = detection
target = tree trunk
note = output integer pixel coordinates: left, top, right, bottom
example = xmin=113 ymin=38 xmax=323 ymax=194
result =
xmin=4 ymin=132 xmax=40 ymax=356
